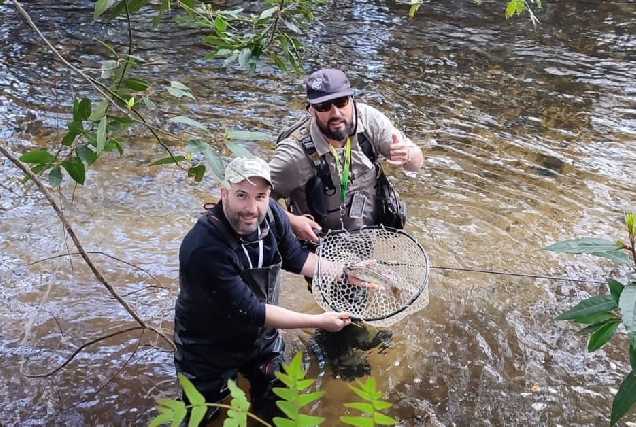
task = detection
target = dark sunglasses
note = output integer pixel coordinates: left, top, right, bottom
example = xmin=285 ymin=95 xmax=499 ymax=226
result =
xmin=313 ymin=96 xmax=351 ymax=112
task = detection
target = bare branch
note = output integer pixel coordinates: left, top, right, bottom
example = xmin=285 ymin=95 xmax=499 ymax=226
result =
xmin=30 ymin=251 xmax=168 ymax=289
xmin=22 ymin=326 xmax=144 ymax=378
xmin=0 ymin=142 xmax=175 ymax=350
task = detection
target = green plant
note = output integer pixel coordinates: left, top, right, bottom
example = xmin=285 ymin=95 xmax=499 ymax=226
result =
xmin=148 ymin=352 xmax=398 ymax=426
xmin=544 ymin=212 xmax=636 ymax=426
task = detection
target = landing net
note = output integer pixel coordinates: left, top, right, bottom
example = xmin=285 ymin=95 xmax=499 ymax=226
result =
xmin=313 ymin=226 xmax=430 ymax=328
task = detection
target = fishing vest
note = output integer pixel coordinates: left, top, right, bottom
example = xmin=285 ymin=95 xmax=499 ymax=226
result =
xmin=276 ymin=115 xmax=377 ymax=195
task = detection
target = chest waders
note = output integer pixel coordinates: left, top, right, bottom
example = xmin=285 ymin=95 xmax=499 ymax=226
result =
xmin=174 ymin=210 xmax=286 ymax=425
xmin=276 ymin=115 xmax=377 ymax=231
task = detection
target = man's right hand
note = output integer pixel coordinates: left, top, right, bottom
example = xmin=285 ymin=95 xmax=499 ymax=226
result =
xmin=288 ymin=212 xmax=322 ymax=242
xmin=317 ymin=312 xmax=353 ymax=331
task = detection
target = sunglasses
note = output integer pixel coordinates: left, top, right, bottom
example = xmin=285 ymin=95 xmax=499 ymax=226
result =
xmin=313 ymin=96 xmax=351 ymax=112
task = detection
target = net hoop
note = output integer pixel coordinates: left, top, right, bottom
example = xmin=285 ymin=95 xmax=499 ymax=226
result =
xmin=313 ymin=225 xmax=430 ymax=327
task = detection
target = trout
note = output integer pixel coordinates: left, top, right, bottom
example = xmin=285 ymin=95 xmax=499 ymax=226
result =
xmin=344 ymin=264 xmax=400 ymax=296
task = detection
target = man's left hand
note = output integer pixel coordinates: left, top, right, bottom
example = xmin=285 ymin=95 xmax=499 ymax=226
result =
xmin=387 ymin=133 xmax=410 ymax=167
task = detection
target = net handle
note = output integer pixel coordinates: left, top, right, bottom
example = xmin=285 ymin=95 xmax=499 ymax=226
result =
xmin=315 ymin=224 xmax=430 ymax=322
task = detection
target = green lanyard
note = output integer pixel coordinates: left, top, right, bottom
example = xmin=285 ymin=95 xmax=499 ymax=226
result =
xmin=328 ymin=138 xmax=352 ymax=204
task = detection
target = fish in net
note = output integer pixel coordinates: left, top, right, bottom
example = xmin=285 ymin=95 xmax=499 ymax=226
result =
xmin=312 ymin=226 xmax=430 ymax=328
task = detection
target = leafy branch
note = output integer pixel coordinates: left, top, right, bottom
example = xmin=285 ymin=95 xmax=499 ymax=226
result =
xmin=149 ymin=352 xmax=398 ymax=426
xmin=545 ymin=211 xmax=636 ymax=425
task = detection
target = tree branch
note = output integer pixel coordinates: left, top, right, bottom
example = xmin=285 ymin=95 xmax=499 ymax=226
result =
xmin=0 ymin=142 xmax=174 ymax=350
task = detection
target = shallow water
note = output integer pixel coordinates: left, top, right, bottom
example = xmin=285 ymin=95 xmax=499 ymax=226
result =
xmin=1 ymin=0 xmax=636 ymax=425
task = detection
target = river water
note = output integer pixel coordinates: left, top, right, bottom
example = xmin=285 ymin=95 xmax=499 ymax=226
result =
xmin=1 ymin=0 xmax=636 ymax=425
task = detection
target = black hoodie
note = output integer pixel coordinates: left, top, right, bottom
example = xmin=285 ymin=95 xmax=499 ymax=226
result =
xmin=174 ymin=198 xmax=309 ymax=348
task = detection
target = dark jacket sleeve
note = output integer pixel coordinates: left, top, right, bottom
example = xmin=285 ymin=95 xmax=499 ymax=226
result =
xmin=185 ymin=245 xmax=266 ymax=326
xmin=270 ymin=200 xmax=310 ymax=274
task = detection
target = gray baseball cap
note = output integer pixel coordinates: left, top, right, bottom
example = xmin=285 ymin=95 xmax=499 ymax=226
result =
xmin=224 ymin=157 xmax=272 ymax=187
xmin=306 ymin=68 xmax=354 ymax=105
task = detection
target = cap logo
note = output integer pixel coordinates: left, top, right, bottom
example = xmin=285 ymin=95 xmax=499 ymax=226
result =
xmin=311 ymin=78 xmax=323 ymax=90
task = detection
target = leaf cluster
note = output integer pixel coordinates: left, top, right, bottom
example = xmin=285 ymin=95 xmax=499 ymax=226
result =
xmin=545 ymin=212 xmax=636 ymax=425
xmin=148 ymin=353 xmax=398 ymax=427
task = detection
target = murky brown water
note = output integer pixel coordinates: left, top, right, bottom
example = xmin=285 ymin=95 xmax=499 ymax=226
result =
xmin=2 ymin=0 xmax=636 ymax=425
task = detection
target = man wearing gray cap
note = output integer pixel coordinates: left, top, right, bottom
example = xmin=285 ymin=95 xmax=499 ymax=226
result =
xmin=174 ymin=156 xmax=358 ymax=425
xmin=270 ymin=68 xmax=424 ymax=241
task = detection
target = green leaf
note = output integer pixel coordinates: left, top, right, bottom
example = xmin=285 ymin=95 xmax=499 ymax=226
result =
xmin=21 ymin=162 xmax=51 ymax=182
xmin=226 ymin=130 xmax=270 ymax=141
xmin=101 ymin=60 xmax=118 ymax=79
xmin=88 ymin=99 xmax=109 ymax=121
xmin=341 ymin=415 xmax=374 ymax=427
xmin=373 ymin=400 xmax=392 ymax=411
xmin=156 ymin=398 xmax=188 ymax=424
xmin=150 ymin=155 xmax=187 ymax=166
xmin=178 ymin=374 xmax=205 ymax=407
xmin=119 ymin=0 xmax=149 ymax=15
xmin=272 ymin=387 xmax=296 ymax=401
xmin=373 ymin=412 xmax=397 ymax=425
xmin=626 ymin=212 xmax=636 ymax=237
xmin=169 ymin=116 xmax=208 ymax=133
xmin=543 ymin=238 xmax=623 ymax=254
xmin=573 ymin=311 xmax=617 ymax=325
xmin=68 ymin=120 xmax=84 ymax=135
xmin=259 ymin=6 xmax=278 ymax=20
xmin=94 ymin=0 xmax=118 ymax=20
xmin=61 ymin=157 xmax=86 ymax=185
xmin=283 ymin=20 xmax=301 ymax=34
xmin=48 ymin=166 xmax=63 ymax=187
xmin=123 ymin=77 xmax=149 ymax=91
xmin=610 ymin=371 xmax=636 ymax=426
xmin=409 ymin=2 xmax=421 ymax=18
xmin=223 ymin=51 xmax=240 ymax=68
xmin=96 ymin=117 xmax=107 ymax=155
xmin=272 ymin=418 xmax=296 ymax=427
xmin=188 ymin=164 xmax=205 ymax=182
xmin=295 ymin=379 xmax=315 ymax=391
xmin=576 ymin=321 xmax=612 ymax=336
xmin=167 ymin=81 xmax=196 ymax=100
xmin=77 ymin=146 xmax=98 ymax=166
xmin=268 ymin=52 xmax=288 ymax=73
xmin=20 ymin=149 xmax=54 ymax=164
xmin=296 ymin=391 xmax=325 ymax=407
xmin=143 ymin=97 xmax=156 ymax=111
xmin=78 ymin=98 xmax=91 ymax=121
xmin=595 ymin=250 xmax=631 ymax=264
xmin=61 ymin=131 xmax=76 ymax=146
xmin=554 ymin=295 xmax=617 ymax=321
xmin=189 ymin=404 xmax=207 ymax=427
xmin=344 ymin=402 xmax=374 ymax=412
xmin=297 ymin=413 xmax=326 ymax=425
xmin=186 ymin=140 xmax=224 ymax=183
xmin=630 ymin=343 xmax=636 ymax=370
xmin=619 ymin=285 xmax=636 ymax=344
xmin=214 ymin=15 xmax=228 ymax=34
xmin=148 ymin=411 xmax=174 ymax=427
xmin=277 ymin=400 xmax=298 ymax=419
xmin=587 ymin=319 xmax=620 ymax=352
xmin=238 ymin=47 xmax=252 ymax=68
xmin=226 ymin=142 xmax=255 ymax=160
xmin=608 ymin=278 xmax=625 ymax=304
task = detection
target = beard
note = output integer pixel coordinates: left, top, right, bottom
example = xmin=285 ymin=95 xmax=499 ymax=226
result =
xmin=224 ymin=200 xmax=266 ymax=236
xmin=315 ymin=115 xmax=354 ymax=142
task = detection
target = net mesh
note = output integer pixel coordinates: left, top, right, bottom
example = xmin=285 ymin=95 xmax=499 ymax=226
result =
xmin=313 ymin=226 xmax=430 ymax=328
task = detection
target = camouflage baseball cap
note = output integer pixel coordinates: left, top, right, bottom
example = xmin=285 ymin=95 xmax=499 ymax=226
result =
xmin=224 ymin=157 xmax=271 ymax=187
xmin=306 ymin=68 xmax=354 ymax=105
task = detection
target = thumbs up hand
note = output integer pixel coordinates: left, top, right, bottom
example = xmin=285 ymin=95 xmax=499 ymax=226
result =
xmin=387 ymin=133 xmax=411 ymax=167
